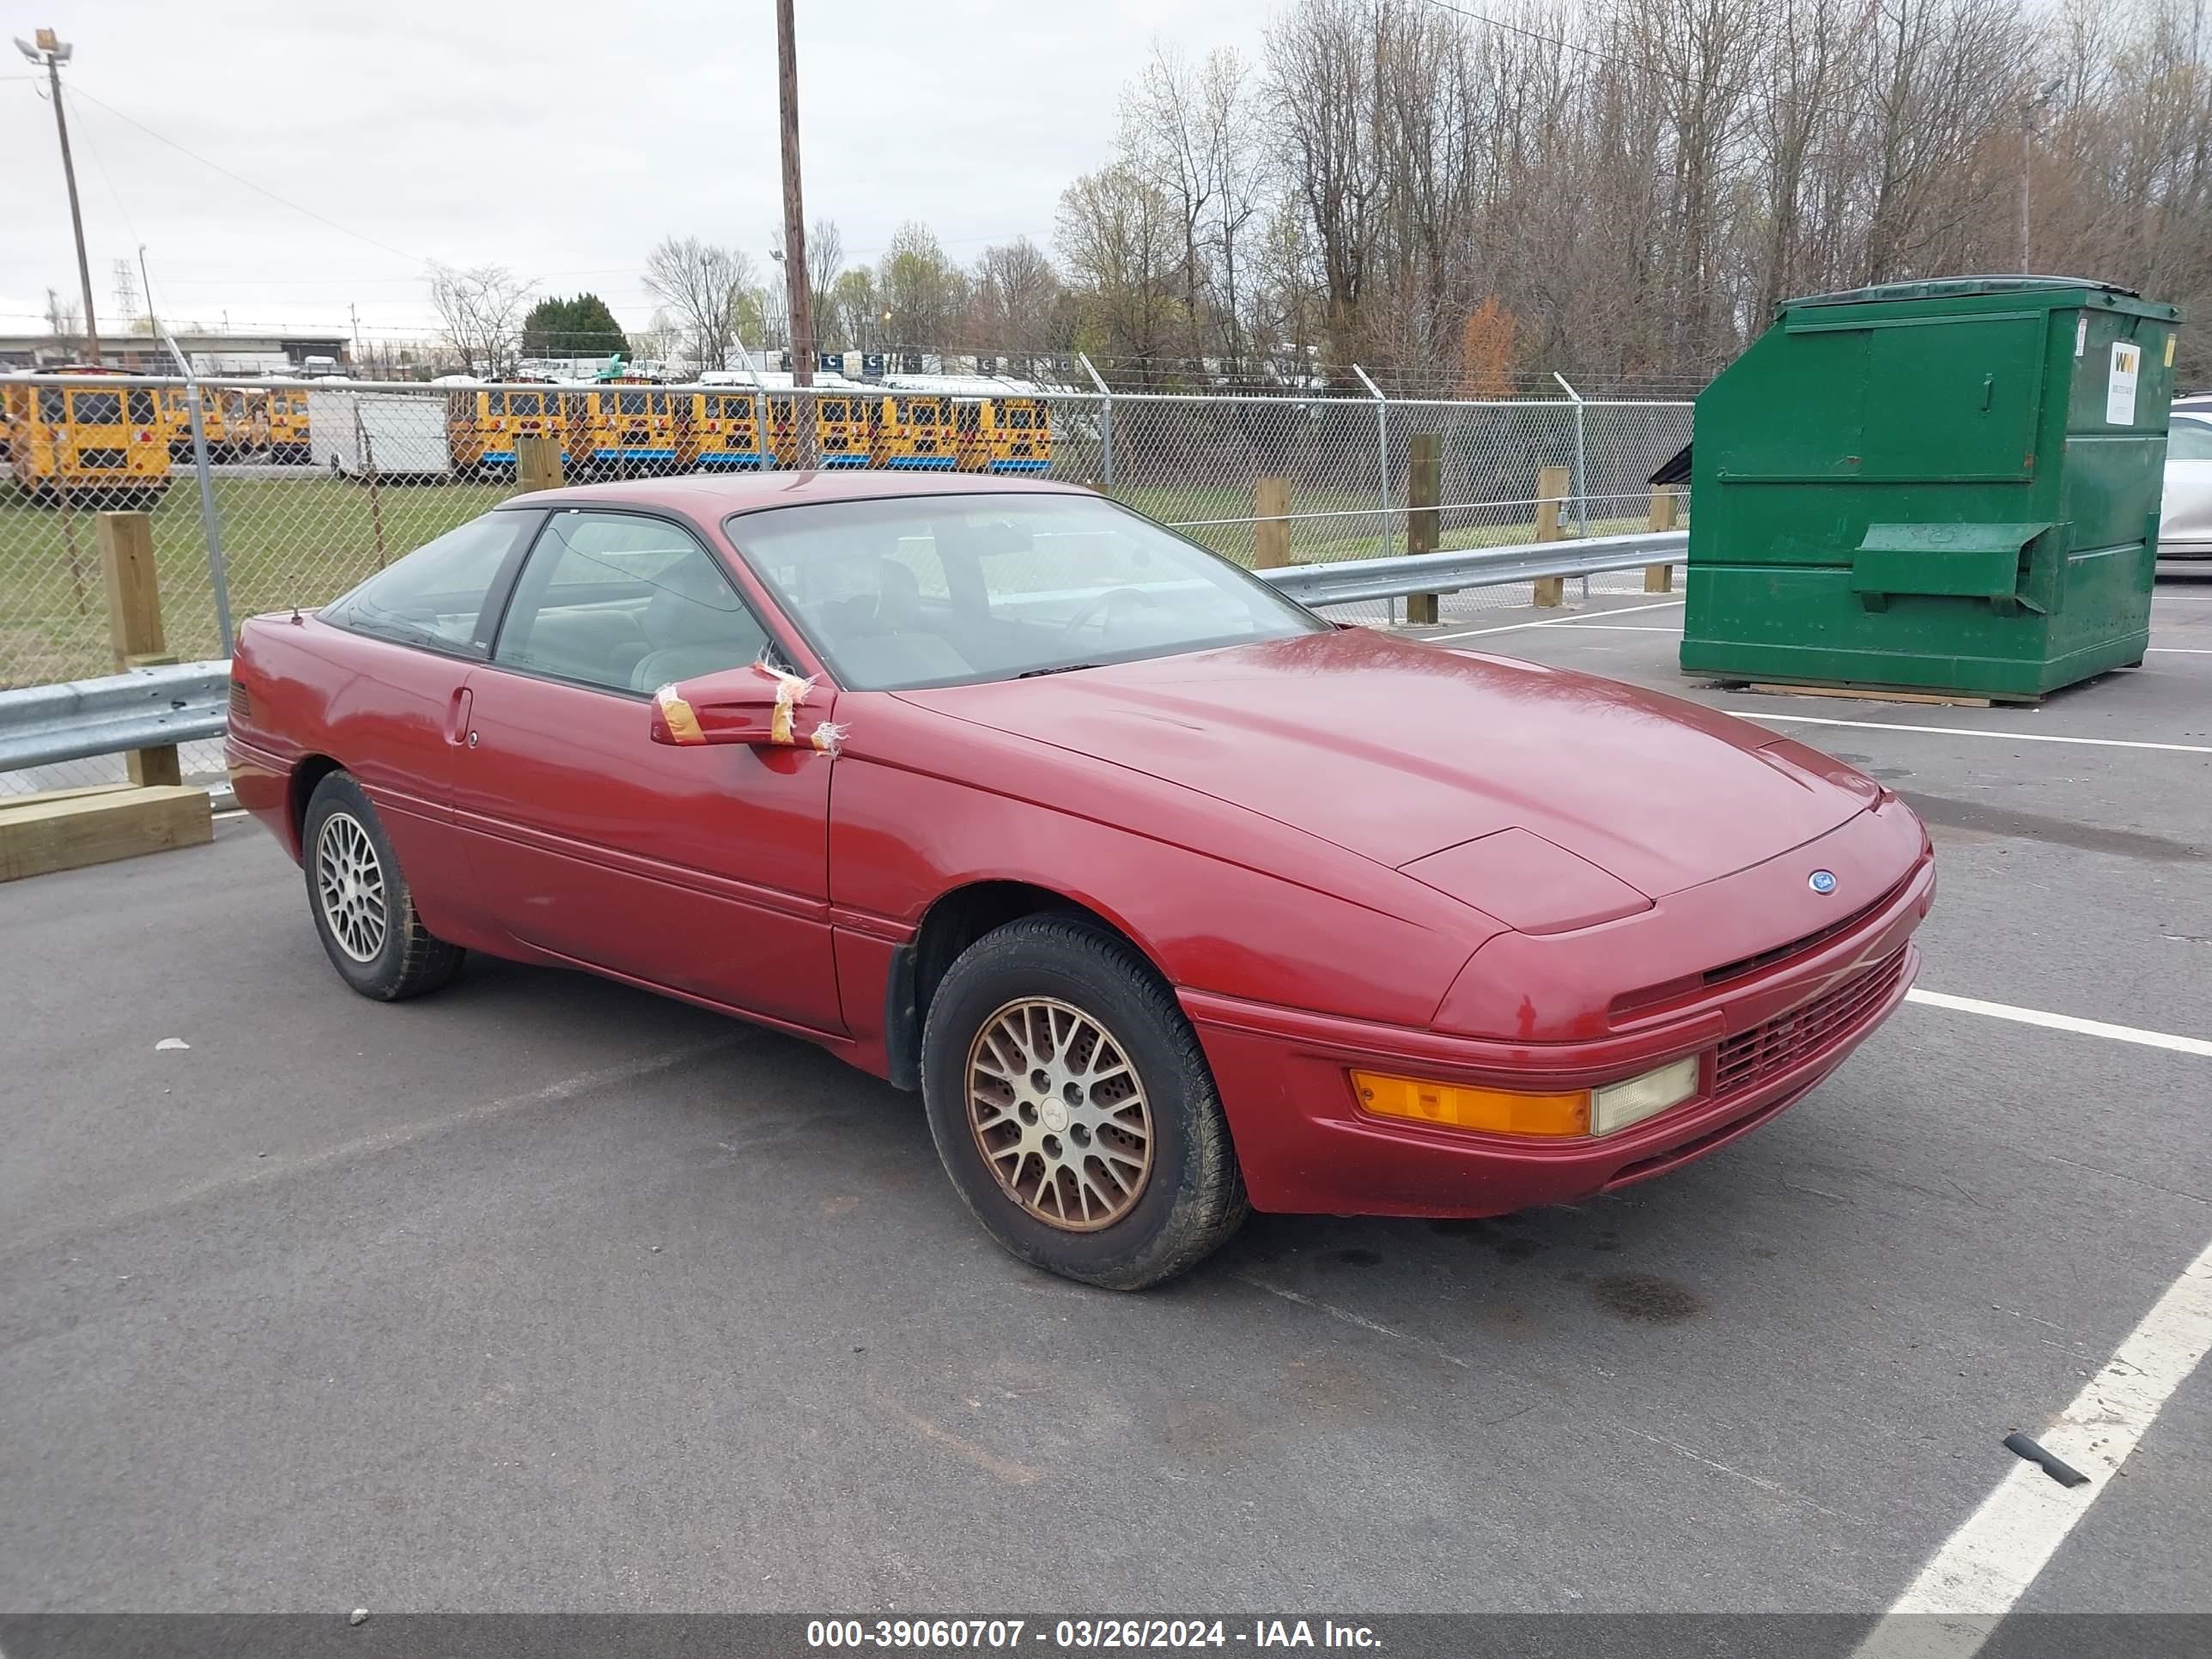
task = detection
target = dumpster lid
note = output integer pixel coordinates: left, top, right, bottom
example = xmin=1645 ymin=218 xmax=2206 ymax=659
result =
xmin=1786 ymin=276 xmax=2137 ymax=309
xmin=1650 ymin=441 xmax=1692 ymax=487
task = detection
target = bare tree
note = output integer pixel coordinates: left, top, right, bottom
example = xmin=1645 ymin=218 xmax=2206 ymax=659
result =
xmin=1265 ymin=0 xmax=1384 ymax=370
xmin=44 ymin=287 xmax=82 ymax=354
xmin=1036 ymin=0 xmax=2212 ymax=390
xmin=970 ymin=238 xmax=1063 ymax=355
xmin=1057 ymin=166 xmax=1188 ymax=361
xmin=807 ymin=217 xmax=844 ymax=338
xmin=428 ymin=264 xmax=533 ymax=376
xmin=642 ymin=237 xmax=759 ymax=372
xmin=878 ymin=221 xmax=969 ymax=350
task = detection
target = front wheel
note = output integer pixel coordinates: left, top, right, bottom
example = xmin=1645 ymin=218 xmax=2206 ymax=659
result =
xmin=301 ymin=771 xmax=464 ymax=1000
xmin=921 ymin=915 xmax=1249 ymax=1290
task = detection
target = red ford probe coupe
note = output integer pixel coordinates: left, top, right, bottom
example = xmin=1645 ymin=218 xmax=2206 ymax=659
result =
xmin=227 ymin=473 xmax=1933 ymax=1288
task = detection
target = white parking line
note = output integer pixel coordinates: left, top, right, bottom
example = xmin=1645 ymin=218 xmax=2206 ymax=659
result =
xmin=1428 ymin=599 xmax=1686 ymax=642
xmin=1528 ymin=622 xmax=1682 ymax=633
xmin=1854 ymin=1232 xmax=2212 ymax=1659
xmin=1908 ymin=989 xmax=2212 ymax=1058
xmin=1728 ymin=711 xmax=2212 ymax=756
xmin=2148 ymin=647 xmax=2212 ymax=655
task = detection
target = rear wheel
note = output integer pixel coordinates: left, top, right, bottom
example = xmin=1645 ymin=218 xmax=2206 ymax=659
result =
xmin=301 ymin=771 xmax=463 ymax=1000
xmin=921 ymin=915 xmax=1248 ymax=1290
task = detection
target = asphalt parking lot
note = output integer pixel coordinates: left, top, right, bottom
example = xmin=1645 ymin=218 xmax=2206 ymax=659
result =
xmin=3 ymin=574 xmax=2208 ymax=1643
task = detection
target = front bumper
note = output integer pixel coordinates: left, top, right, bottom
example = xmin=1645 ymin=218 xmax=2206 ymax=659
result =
xmin=1185 ymin=836 xmax=1933 ymax=1217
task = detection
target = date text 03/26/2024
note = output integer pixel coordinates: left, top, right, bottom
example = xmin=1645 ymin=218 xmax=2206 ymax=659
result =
xmin=805 ymin=1619 xmax=1381 ymax=1650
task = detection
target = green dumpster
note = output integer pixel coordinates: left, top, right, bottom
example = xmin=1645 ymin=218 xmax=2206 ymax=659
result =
xmin=1679 ymin=276 xmax=2183 ymax=701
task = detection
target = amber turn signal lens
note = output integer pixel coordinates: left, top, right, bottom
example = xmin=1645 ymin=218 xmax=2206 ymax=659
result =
xmin=1352 ymin=1071 xmax=1591 ymax=1137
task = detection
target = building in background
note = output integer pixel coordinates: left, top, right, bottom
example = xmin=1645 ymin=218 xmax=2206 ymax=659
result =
xmin=0 ymin=331 xmax=350 ymax=374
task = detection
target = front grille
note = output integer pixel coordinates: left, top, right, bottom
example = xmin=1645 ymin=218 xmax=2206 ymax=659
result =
xmin=228 ymin=679 xmax=252 ymax=721
xmin=1713 ymin=950 xmax=1907 ymax=1099
xmin=1702 ymin=875 xmax=1910 ymax=988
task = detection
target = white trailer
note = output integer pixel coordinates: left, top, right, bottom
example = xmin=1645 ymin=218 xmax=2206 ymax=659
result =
xmin=307 ymin=388 xmax=456 ymax=478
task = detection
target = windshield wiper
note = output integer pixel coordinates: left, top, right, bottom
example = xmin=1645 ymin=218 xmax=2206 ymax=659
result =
xmin=1018 ymin=663 xmax=1104 ymax=678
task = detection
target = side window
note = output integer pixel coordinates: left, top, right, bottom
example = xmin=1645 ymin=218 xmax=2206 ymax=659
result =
xmin=2169 ymin=420 xmax=2212 ymax=462
xmin=495 ymin=511 xmax=770 ymax=694
xmin=39 ymin=388 xmax=66 ymax=422
xmin=322 ymin=512 xmax=532 ymax=656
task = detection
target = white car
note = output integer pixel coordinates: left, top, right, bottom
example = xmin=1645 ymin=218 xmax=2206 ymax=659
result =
xmin=2162 ymin=408 xmax=2212 ymax=560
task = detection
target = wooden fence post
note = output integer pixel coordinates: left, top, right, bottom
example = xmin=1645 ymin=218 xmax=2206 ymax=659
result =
xmin=1532 ymin=463 xmax=1571 ymax=608
xmin=1404 ymin=433 xmax=1441 ymax=624
xmin=517 ymin=431 xmax=566 ymax=495
xmin=1645 ymin=486 xmax=1678 ymax=593
xmin=97 ymin=512 xmax=180 ymax=788
xmin=1253 ymin=475 xmax=1292 ymax=570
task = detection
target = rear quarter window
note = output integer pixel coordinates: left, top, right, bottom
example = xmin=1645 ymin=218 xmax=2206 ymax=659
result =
xmin=320 ymin=512 xmax=535 ymax=657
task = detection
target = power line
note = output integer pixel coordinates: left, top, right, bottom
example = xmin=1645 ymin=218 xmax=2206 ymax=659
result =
xmin=60 ymin=82 xmax=429 ymax=266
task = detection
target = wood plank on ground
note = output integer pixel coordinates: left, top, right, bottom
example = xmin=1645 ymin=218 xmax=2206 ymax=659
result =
xmin=0 ymin=785 xmax=213 ymax=882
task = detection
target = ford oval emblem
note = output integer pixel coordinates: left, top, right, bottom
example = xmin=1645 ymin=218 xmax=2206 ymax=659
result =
xmin=1808 ymin=870 xmax=1838 ymax=896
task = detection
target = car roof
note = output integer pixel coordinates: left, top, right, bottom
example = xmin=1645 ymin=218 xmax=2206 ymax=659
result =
xmin=498 ymin=471 xmax=1092 ymax=516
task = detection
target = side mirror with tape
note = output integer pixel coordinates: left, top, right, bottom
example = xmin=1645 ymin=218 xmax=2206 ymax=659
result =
xmin=648 ymin=661 xmax=845 ymax=754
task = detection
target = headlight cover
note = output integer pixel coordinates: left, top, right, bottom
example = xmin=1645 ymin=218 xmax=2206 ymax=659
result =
xmin=1591 ymin=1054 xmax=1702 ymax=1135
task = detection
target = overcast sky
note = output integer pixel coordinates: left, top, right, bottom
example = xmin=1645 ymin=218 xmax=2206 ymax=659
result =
xmin=3 ymin=0 xmax=1279 ymax=344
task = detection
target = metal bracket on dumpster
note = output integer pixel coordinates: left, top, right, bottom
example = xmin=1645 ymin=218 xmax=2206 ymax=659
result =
xmin=1850 ymin=522 xmax=2058 ymax=616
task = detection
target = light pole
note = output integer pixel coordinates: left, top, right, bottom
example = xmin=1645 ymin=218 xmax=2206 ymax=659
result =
xmin=15 ymin=27 xmax=100 ymax=364
xmin=2019 ymin=78 xmax=2063 ymax=272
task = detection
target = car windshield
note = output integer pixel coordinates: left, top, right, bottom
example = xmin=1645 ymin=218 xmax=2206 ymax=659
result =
xmin=725 ymin=494 xmax=1328 ymax=691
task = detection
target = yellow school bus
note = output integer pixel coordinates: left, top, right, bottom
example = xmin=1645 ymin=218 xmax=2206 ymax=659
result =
xmin=156 ymin=385 xmax=262 ymax=460
xmin=5 ymin=372 xmax=173 ymax=504
xmin=763 ymin=392 xmax=873 ymax=469
xmin=677 ymin=390 xmax=769 ymax=471
xmin=446 ymin=385 xmax=570 ymax=476
xmin=571 ymin=382 xmax=682 ymax=475
xmin=814 ymin=392 xmax=873 ymax=468
xmin=986 ymin=396 xmax=1051 ymax=472
xmin=951 ymin=399 xmax=990 ymax=472
xmin=262 ymin=386 xmax=313 ymax=464
xmin=874 ymin=393 xmax=957 ymax=470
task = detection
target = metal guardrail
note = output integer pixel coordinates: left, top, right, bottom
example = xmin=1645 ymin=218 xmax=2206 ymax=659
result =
xmin=1255 ymin=528 xmax=1687 ymax=608
xmin=0 ymin=662 xmax=230 ymax=773
xmin=0 ymin=532 xmax=1683 ymax=775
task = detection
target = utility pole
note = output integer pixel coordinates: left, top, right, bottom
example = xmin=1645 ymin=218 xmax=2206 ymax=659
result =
xmin=350 ymin=302 xmax=362 ymax=368
xmin=15 ymin=28 xmax=100 ymax=363
xmin=775 ymin=0 xmax=817 ymax=465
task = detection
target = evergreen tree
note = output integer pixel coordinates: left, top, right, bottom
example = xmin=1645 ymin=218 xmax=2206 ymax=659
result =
xmin=521 ymin=294 xmax=629 ymax=359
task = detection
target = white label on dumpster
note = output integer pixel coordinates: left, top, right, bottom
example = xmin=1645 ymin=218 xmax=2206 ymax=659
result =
xmin=2107 ymin=341 xmax=2140 ymax=426
xmin=2075 ymin=315 xmax=2088 ymax=356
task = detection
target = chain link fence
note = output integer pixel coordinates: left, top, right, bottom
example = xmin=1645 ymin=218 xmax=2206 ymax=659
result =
xmin=3 ymin=374 xmax=1691 ymax=793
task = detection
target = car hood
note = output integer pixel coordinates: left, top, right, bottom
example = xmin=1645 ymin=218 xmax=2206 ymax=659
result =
xmin=897 ymin=628 xmax=1877 ymax=902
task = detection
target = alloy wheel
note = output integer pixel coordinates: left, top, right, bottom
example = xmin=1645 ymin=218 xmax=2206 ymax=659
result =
xmin=314 ymin=811 xmax=388 ymax=964
xmin=966 ymin=996 xmax=1154 ymax=1231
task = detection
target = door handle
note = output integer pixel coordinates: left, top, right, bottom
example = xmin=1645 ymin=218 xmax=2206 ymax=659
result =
xmin=446 ymin=685 xmax=474 ymax=745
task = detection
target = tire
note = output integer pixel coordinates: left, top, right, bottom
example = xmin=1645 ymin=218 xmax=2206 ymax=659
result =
xmin=301 ymin=771 xmax=464 ymax=1001
xmin=921 ymin=914 xmax=1249 ymax=1290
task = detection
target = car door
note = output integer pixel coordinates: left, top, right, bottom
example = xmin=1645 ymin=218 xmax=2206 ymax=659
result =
xmin=2162 ymin=415 xmax=2212 ymax=553
xmin=307 ymin=506 xmax=544 ymax=941
xmin=450 ymin=506 xmax=843 ymax=1033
